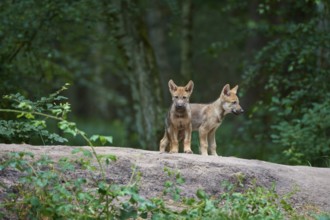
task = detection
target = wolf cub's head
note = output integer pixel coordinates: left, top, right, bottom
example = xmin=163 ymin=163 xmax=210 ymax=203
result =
xmin=168 ymin=79 xmax=194 ymax=112
xmin=220 ymin=84 xmax=244 ymax=115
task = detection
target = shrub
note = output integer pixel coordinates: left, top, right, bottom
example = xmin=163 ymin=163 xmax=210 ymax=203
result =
xmin=0 ymin=83 xmax=113 ymax=147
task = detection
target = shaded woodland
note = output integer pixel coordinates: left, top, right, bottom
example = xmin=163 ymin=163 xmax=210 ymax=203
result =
xmin=1 ymin=0 xmax=329 ymax=166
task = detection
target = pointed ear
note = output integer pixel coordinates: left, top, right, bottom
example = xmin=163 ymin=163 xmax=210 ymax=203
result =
xmin=185 ymin=80 xmax=194 ymax=93
xmin=231 ymin=85 xmax=239 ymax=94
xmin=221 ymin=84 xmax=231 ymax=96
xmin=168 ymin=79 xmax=177 ymax=92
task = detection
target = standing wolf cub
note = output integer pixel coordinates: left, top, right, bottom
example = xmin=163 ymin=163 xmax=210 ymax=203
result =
xmin=159 ymin=80 xmax=194 ymax=154
xmin=191 ymin=84 xmax=244 ymax=156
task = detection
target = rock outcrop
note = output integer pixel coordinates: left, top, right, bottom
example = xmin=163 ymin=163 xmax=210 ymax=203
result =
xmin=1 ymin=144 xmax=329 ymax=213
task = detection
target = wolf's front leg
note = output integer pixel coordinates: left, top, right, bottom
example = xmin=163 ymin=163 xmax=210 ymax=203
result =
xmin=169 ymin=129 xmax=179 ymax=153
xmin=199 ymin=127 xmax=209 ymax=156
xmin=183 ymin=124 xmax=193 ymax=154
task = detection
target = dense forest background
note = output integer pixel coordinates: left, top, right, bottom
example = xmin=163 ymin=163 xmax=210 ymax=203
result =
xmin=0 ymin=0 xmax=329 ymax=167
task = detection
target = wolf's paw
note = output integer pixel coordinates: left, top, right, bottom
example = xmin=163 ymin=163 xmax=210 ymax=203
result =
xmin=184 ymin=150 xmax=193 ymax=154
xmin=169 ymin=150 xmax=178 ymax=154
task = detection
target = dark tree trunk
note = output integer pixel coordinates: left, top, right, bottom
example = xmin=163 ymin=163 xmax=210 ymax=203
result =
xmin=180 ymin=0 xmax=193 ymax=82
xmin=104 ymin=0 xmax=163 ymax=150
xmin=146 ymin=1 xmax=172 ymax=104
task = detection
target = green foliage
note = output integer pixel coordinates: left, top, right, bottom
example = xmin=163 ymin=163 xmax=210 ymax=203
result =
xmin=0 ymin=84 xmax=112 ymax=147
xmin=0 ymin=151 xmax=118 ymax=219
xmin=163 ymin=167 xmax=185 ymax=201
xmin=90 ymin=135 xmax=113 ymax=146
xmin=272 ymin=101 xmax=330 ymax=166
xmin=0 ymin=84 xmax=71 ymax=144
xmin=1 ymin=153 xmax=314 ymax=219
xmin=217 ymin=181 xmax=292 ymax=220
xmin=241 ymin=0 xmax=330 ymax=166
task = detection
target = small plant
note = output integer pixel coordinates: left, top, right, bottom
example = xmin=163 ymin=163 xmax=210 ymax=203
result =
xmin=163 ymin=167 xmax=185 ymax=201
xmin=0 ymin=151 xmax=118 ymax=219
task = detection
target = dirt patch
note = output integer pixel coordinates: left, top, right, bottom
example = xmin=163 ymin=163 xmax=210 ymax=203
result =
xmin=0 ymin=144 xmax=329 ymax=214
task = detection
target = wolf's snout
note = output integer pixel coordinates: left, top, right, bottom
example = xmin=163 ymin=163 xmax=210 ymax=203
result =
xmin=175 ymin=101 xmax=187 ymax=111
xmin=175 ymin=104 xmax=185 ymax=109
xmin=232 ymin=108 xmax=244 ymax=115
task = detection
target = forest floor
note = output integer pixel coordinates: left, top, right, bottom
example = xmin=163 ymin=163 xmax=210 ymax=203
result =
xmin=0 ymin=144 xmax=329 ymax=215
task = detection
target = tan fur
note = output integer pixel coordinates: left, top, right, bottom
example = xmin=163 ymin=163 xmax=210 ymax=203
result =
xmin=191 ymin=84 xmax=244 ymax=156
xmin=159 ymin=79 xmax=194 ymax=153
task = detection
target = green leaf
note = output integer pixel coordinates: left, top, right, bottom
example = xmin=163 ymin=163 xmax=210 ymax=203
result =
xmin=89 ymin=135 xmax=99 ymax=142
xmin=205 ymin=200 xmax=215 ymax=212
xmin=30 ymin=196 xmax=40 ymax=207
xmin=33 ymin=120 xmax=46 ymax=128
xmin=71 ymin=148 xmax=92 ymax=158
xmin=176 ymin=176 xmax=185 ymax=185
xmin=105 ymin=154 xmax=117 ymax=163
xmin=140 ymin=212 xmax=148 ymax=218
xmin=58 ymin=120 xmax=77 ymax=136
xmin=164 ymin=181 xmax=173 ymax=188
xmin=25 ymin=113 xmax=34 ymax=119
xmin=119 ymin=206 xmax=138 ymax=219
xmin=51 ymin=109 xmax=62 ymax=116
xmin=18 ymin=102 xmax=32 ymax=110
xmin=16 ymin=112 xmax=34 ymax=119
xmin=184 ymin=198 xmax=195 ymax=206
xmin=99 ymin=136 xmax=113 ymax=145
xmin=196 ymin=189 xmax=207 ymax=199
xmin=89 ymin=135 xmax=113 ymax=145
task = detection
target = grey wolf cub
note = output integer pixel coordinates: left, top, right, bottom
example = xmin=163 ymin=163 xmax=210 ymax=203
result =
xmin=159 ymin=79 xmax=194 ymax=153
xmin=191 ymin=84 xmax=244 ymax=156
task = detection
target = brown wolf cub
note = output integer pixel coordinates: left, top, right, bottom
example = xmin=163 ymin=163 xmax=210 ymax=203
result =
xmin=159 ymin=79 xmax=194 ymax=153
xmin=191 ymin=84 xmax=243 ymax=156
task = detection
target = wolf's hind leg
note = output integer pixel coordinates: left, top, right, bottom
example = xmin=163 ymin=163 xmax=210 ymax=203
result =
xmin=199 ymin=127 xmax=209 ymax=156
xmin=208 ymin=128 xmax=218 ymax=156
xmin=159 ymin=132 xmax=169 ymax=153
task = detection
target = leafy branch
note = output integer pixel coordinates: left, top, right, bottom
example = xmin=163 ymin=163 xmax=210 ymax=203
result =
xmin=0 ymin=83 xmax=113 ymax=178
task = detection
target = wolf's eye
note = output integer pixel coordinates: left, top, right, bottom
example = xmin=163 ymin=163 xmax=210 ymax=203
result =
xmin=174 ymin=96 xmax=178 ymax=99
xmin=232 ymin=101 xmax=237 ymax=105
xmin=183 ymin=96 xmax=187 ymax=99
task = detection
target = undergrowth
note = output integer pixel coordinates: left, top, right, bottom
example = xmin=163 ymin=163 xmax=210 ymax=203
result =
xmin=0 ymin=151 xmax=308 ymax=220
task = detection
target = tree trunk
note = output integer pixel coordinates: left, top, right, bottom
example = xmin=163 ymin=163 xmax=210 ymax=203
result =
xmin=105 ymin=0 xmax=163 ymax=150
xmin=180 ymin=0 xmax=193 ymax=82
xmin=146 ymin=1 xmax=172 ymax=104
xmin=316 ymin=1 xmax=328 ymax=69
